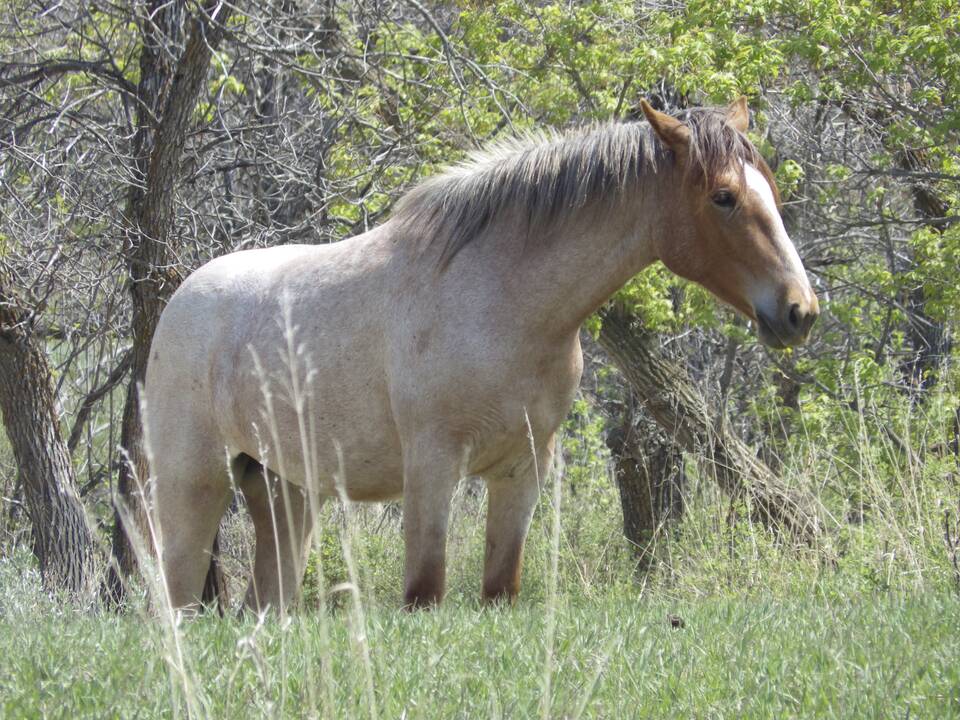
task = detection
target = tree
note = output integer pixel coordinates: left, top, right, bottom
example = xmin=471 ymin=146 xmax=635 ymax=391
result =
xmin=598 ymin=305 xmax=827 ymax=546
xmin=0 ymin=267 xmax=94 ymax=595
xmin=604 ymin=393 xmax=685 ymax=567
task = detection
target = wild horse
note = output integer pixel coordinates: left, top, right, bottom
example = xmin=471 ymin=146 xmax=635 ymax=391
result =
xmin=144 ymin=99 xmax=818 ymax=611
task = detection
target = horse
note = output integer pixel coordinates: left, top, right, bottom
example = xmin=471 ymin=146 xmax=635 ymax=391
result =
xmin=144 ymin=99 xmax=819 ymax=612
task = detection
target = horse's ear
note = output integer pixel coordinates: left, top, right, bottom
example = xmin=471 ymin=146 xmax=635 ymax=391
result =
xmin=640 ymin=100 xmax=690 ymax=154
xmin=725 ymin=96 xmax=750 ymax=133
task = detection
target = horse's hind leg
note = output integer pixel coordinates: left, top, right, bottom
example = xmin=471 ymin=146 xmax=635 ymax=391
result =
xmin=482 ymin=435 xmax=555 ymax=603
xmin=153 ymin=455 xmax=233 ymax=611
xmin=239 ymin=461 xmax=318 ymax=613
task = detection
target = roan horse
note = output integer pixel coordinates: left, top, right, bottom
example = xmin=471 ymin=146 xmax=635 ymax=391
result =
xmin=145 ymin=99 xmax=818 ymax=612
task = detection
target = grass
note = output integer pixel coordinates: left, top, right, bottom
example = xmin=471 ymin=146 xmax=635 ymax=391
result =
xmin=2 ymin=447 xmax=959 ymax=720
xmin=2 ymin=451 xmax=959 ymax=720
xmin=3 ymin=354 xmax=960 ymax=718
xmin=1 ymin=557 xmax=957 ymax=720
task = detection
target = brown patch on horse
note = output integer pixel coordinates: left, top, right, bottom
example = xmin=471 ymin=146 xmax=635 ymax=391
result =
xmin=414 ymin=328 xmax=431 ymax=356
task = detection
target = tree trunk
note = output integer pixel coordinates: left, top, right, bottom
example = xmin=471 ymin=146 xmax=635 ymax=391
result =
xmin=107 ymin=0 xmax=231 ymax=607
xmin=0 ymin=277 xmax=95 ymax=596
xmin=597 ymin=305 xmax=826 ymax=546
xmin=606 ymin=403 xmax=685 ymax=568
xmin=898 ymin=149 xmax=951 ymax=391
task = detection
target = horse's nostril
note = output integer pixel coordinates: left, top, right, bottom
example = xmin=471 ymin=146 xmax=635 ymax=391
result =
xmin=788 ymin=303 xmax=801 ymax=330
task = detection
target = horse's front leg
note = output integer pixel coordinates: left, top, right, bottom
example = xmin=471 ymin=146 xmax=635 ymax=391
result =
xmin=482 ymin=434 xmax=555 ymax=603
xmin=401 ymin=437 xmax=462 ymax=609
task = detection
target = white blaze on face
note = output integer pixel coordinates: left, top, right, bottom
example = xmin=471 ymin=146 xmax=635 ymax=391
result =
xmin=742 ymin=162 xmax=810 ymax=309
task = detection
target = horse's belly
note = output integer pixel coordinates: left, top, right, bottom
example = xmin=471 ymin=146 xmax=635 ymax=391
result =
xmin=218 ymin=345 xmax=404 ymax=501
xmin=237 ymin=398 xmax=405 ymax=502
xmin=316 ymin=437 xmax=405 ymax=502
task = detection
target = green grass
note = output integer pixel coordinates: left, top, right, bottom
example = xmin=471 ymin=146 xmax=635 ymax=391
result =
xmin=3 ymin=385 xmax=960 ymax=718
xmin=1 ymin=552 xmax=957 ymax=720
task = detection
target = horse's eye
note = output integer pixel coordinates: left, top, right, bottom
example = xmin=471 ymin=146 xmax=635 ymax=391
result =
xmin=711 ymin=190 xmax=735 ymax=208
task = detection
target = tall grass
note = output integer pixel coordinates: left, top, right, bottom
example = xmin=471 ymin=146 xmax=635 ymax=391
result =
xmin=1 ymin=329 xmax=959 ymax=717
xmin=1 ymin=548 xmax=958 ymax=718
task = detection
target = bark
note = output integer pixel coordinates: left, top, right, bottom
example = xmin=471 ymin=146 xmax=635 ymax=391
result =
xmin=606 ymin=405 xmax=685 ymax=568
xmin=597 ymin=305 xmax=826 ymax=546
xmin=107 ymin=0 xmax=230 ymax=607
xmin=898 ymin=149 xmax=952 ymax=390
xmin=0 ymin=276 xmax=95 ymax=596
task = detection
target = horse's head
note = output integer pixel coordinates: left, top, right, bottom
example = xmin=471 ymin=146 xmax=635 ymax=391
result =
xmin=641 ymin=99 xmax=819 ymax=349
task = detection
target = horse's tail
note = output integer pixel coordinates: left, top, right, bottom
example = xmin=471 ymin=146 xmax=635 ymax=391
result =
xmin=200 ymin=529 xmax=228 ymax=616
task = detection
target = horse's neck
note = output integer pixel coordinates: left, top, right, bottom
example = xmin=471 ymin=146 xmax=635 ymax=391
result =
xmin=503 ymin=192 xmax=661 ymax=336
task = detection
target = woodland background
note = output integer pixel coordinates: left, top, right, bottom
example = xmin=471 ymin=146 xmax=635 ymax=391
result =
xmin=1 ymin=1 xmax=959 ymax=717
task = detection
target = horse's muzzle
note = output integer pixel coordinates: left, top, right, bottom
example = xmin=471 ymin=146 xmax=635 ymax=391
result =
xmin=756 ymin=294 xmax=819 ymax=349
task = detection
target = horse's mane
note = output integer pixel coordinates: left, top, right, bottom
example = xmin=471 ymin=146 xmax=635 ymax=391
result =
xmin=393 ymin=107 xmax=774 ymax=267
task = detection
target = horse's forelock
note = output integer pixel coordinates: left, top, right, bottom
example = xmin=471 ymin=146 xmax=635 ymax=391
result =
xmin=682 ymin=108 xmax=780 ymax=207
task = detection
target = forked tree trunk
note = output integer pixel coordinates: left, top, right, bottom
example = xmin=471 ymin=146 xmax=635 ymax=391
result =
xmin=0 ymin=278 xmax=95 ymax=596
xmin=597 ymin=305 xmax=826 ymax=546
xmin=106 ymin=0 xmax=231 ymax=608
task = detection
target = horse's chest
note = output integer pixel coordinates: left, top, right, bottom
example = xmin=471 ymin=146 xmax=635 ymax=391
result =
xmin=443 ymin=340 xmax=583 ymax=468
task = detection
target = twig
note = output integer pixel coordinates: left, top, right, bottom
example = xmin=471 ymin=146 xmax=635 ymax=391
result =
xmin=67 ymin=350 xmax=132 ymax=453
xmin=944 ymin=501 xmax=960 ymax=594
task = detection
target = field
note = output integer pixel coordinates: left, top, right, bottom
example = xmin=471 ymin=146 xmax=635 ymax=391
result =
xmin=3 ymin=332 xmax=960 ymax=719
xmin=3 ymin=406 xmax=959 ymax=719
xmin=2 ymin=559 xmax=957 ymax=718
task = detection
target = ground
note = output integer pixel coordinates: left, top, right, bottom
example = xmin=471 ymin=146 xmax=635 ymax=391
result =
xmin=1 ymin=548 xmax=958 ymax=719
xmin=2 ymin=400 xmax=959 ymax=719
